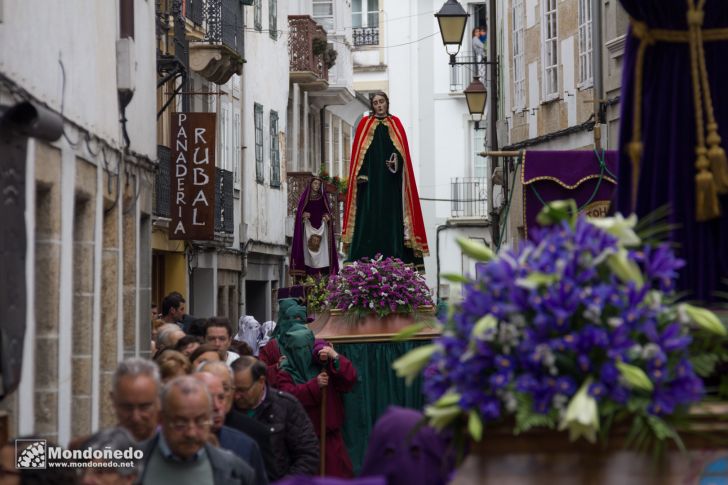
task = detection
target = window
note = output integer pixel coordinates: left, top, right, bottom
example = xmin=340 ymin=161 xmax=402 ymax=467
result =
xmin=352 ymin=0 xmax=378 ymax=28
xmin=269 ymin=0 xmax=277 ymax=39
xmin=313 ymin=0 xmax=334 ymax=33
xmin=220 ymin=100 xmax=232 ymax=173
xmin=270 ymin=111 xmax=280 ymax=187
xmin=578 ymin=0 xmax=593 ymax=86
xmin=233 ymin=112 xmax=241 ymax=188
xmin=254 ymin=0 xmax=262 ymax=32
xmin=472 ymin=125 xmax=487 ymax=179
xmin=512 ymin=0 xmax=526 ymax=110
xmin=254 ymin=103 xmax=264 ymax=183
xmin=541 ymin=0 xmax=559 ymax=100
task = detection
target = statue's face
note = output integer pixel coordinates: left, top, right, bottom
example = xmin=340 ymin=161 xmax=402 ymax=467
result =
xmin=311 ymin=179 xmax=321 ymax=192
xmin=372 ymin=95 xmax=388 ymax=116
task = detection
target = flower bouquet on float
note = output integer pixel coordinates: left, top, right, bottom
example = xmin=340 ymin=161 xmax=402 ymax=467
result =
xmin=395 ymin=201 xmax=728 ymax=484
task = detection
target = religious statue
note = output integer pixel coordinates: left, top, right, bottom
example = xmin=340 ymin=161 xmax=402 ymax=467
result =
xmin=290 ymin=177 xmax=339 ymax=278
xmin=342 ymin=92 xmax=429 ymax=269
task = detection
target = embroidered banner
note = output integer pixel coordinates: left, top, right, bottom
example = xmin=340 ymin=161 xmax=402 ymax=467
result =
xmin=522 ymin=150 xmax=618 ymax=238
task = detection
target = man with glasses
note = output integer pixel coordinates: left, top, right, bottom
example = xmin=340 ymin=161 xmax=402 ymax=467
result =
xmin=231 ymin=356 xmax=318 ymax=481
xmin=138 ymin=375 xmax=255 ymax=484
xmin=111 ymin=358 xmax=162 ymax=442
xmin=206 ymin=317 xmax=241 ymax=366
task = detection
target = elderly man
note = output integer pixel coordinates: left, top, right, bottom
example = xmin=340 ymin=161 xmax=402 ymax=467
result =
xmin=79 ymin=427 xmax=142 ymax=485
xmin=138 ymin=375 xmax=255 ymax=484
xmin=194 ymin=371 xmax=268 ymax=485
xmin=111 ymin=358 xmax=161 ymax=442
xmin=201 ymin=361 xmax=275 ymax=479
xmin=231 ymin=356 xmax=319 ymax=481
xmin=156 ymin=323 xmax=186 ymax=356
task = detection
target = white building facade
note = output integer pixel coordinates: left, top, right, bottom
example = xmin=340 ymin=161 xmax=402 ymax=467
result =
xmin=0 ymin=0 xmax=157 ymax=443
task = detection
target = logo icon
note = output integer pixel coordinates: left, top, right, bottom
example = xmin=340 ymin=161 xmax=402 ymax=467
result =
xmin=15 ymin=440 xmax=46 ymax=469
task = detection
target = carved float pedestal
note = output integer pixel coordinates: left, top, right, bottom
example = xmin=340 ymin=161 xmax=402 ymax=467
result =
xmin=451 ymin=403 xmax=728 ymax=485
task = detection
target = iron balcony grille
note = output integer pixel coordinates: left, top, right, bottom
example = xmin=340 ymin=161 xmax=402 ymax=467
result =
xmin=450 ymin=55 xmax=486 ymax=92
xmin=205 ymin=0 xmax=244 ymax=57
xmin=288 ymin=16 xmax=328 ymax=81
xmin=215 ymin=167 xmax=235 ymax=233
xmin=186 ymin=0 xmax=204 ymax=25
xmin=451 ymin=177 xmax=488 ymax=218
xmin=353 ymin=27 xmax=379 ymax=46
xmin=155 ymin=145 xmax=171 ymax=218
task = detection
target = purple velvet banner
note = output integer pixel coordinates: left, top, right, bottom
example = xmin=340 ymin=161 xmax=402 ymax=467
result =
xmin=523 ymin=150 xmax=618 ymax=239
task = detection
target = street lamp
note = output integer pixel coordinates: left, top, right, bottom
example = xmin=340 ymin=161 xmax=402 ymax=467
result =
xmin=464 ymin=76 xmax=487 ymax=129
xmin=434 ymin=0 xmax=469 ymax=62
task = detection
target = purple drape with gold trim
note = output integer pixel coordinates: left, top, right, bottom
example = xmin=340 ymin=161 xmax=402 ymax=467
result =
xmin=616 ymin=0 xmax=728 ymax=302
xmin=523 ymin=150 xmax=618 ymax=239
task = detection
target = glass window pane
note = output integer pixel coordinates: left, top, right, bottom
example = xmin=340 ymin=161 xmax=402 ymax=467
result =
xmin=353 ymin=12 xmax=363 ymax=28
xmin=313 ymin=4 xmax=333 ymax=16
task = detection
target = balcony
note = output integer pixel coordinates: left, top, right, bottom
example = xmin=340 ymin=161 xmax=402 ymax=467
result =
xmin=188 ymin=0 xmax=244 ymax=85
xmin=450 ymin=55 xmax=486 ymax=92
xmin=451 ymin=177 xmax=488 ymax=218
xmin=288 ymin=16 xmax=329 ymax=90
xmin=352 ymin=27 xmax=379 ymax=47
xmin=214 ymin=167 xmax=234 ymax=235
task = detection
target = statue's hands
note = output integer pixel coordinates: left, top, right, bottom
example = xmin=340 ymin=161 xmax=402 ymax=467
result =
xmin=302 ymin=212 xmax=311 ymax=220
xmin=322 ymin=214 xmax=330 ymax=223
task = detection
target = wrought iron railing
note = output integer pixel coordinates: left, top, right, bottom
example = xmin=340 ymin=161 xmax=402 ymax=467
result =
xmin=352 ymin=27 xmax=379 ymax=46
xmin=186 ymin=0 xmax=204 ymax=25
xmin=288 ymin=16 xmax=328 ymax=81
xmin=451 ymin=177 xmax=488 ymax=218
xmin=450 ymin=55 xmax=486 ymax=92
xmin=155 ymin=145 xmax=171 ymax=218
xmin=215 ymin=168 xmax=234 ymax=233
xmin=205 ymin=0 xmax=244 ymax=57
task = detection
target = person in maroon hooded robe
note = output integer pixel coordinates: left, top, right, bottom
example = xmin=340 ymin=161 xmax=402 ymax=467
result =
xmin=258 ymin=337 xmax=357 ymax=478
xmin=290 ymin=177 xmax=340 ymax=280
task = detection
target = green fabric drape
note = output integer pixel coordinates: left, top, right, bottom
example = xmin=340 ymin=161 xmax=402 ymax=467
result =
xmin=278 ymin=323 xmax=320 ymax=384
xmin=348 ymin=122 xmax=421 ymax=266
xmin=337 ymin=340 xmax=428 ymax=474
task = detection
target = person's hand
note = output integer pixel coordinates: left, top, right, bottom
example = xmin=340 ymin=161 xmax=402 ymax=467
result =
xmin=303 ymin=212 xmax=311 ymax=220
xmin=316 ymin=371 xmax=329 ymax=388
xmin=318 ymin=346 xmax=338 ymax=362
xmin=322 ymin=214 xmax=330 ymax=223
xmin=277 ymin=355 xmax=287 ymax=368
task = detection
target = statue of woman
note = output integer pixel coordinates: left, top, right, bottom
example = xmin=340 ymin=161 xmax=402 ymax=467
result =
xmin=342 ymin=92 xmax=429 ymax=269
xmin=290 ymin=177 xmax=339 ymax=278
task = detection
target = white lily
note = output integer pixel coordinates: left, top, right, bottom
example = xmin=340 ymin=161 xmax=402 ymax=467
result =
xmin=681 ymin=303 xmax=728 ymax=336
xmin=558 ymin=379 xmax=600 ymax=443
xmin=392 ymin=344 xmax=438 ymax=385
xmin=616 ymin=361 xmax=654 ymax=392
xmin=606 ymin=248 xmax=644 ymax=288
xmin=587 ymin=213 xmax=641 ymax=247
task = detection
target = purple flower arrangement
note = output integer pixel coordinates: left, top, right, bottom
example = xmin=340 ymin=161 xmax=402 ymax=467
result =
xmin=326 ymin=254 xmax=433 ymax=319
xmin=395 ymin=203 xmax=727 ymax=446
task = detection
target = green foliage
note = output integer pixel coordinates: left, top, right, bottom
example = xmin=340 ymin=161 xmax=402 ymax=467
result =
xmin=304 ymin=275 xmax=329 ymax=313
xmin=513 ymin=393 xmax=557 ymax=435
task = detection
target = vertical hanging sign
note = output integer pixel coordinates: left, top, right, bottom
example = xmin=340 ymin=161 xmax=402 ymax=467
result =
xmin=170 ymin=112 xmax=217 ymax=240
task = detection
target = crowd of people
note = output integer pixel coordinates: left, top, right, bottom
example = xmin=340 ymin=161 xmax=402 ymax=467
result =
xmin=1 ymin=292 xmax=454 ymax=484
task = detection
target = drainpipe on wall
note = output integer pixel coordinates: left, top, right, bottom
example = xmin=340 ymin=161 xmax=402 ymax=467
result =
xmin=319 ymin=105 xmax=330 ymax=174
xmin=592 ymin=0 xmax=605 ymax=148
